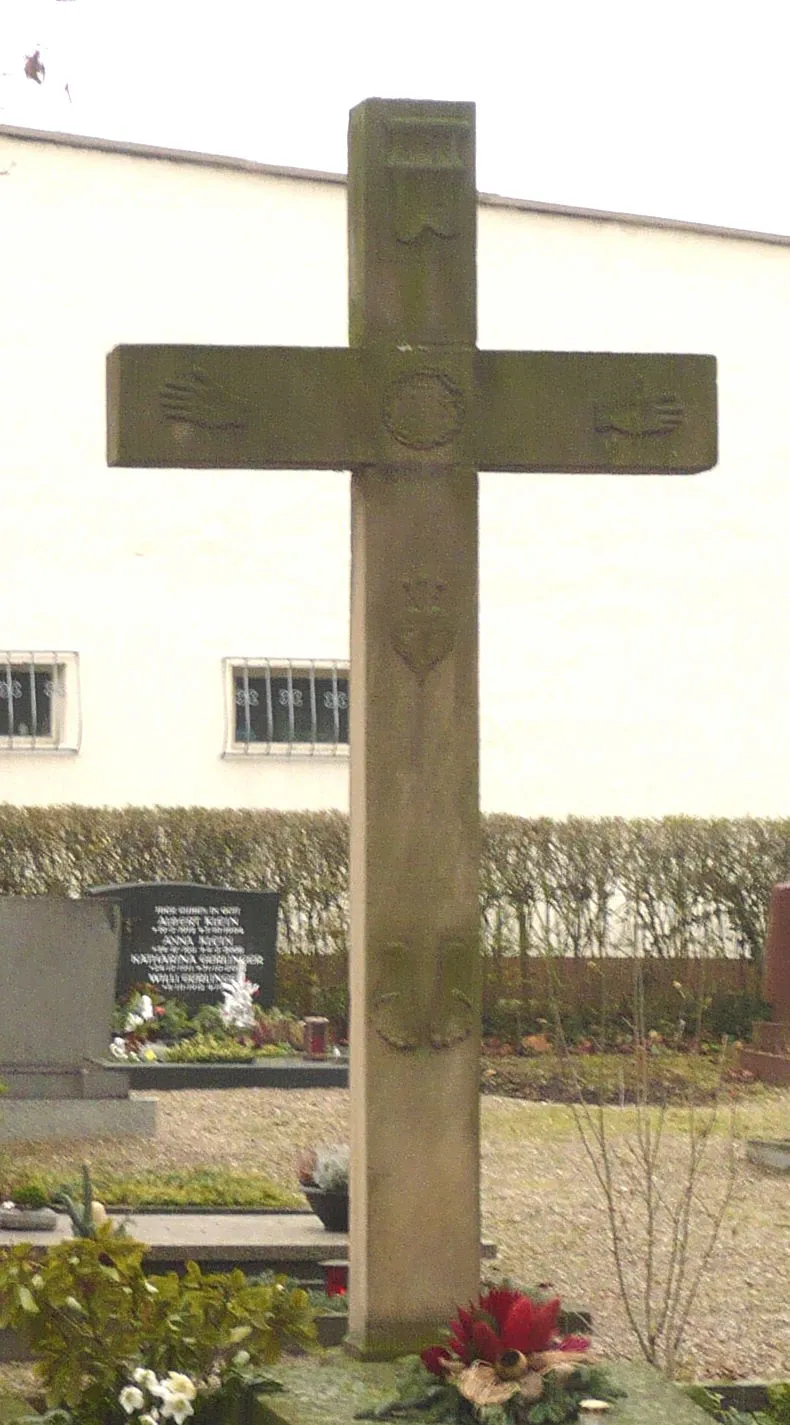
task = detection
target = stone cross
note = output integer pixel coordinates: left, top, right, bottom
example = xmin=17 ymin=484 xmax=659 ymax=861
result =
xmin=107 ymin=97 xmax=717 ymax=1358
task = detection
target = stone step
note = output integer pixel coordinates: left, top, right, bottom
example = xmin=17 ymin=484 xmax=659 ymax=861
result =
xmin=739 ymin=1047 xmax=790 ymax=1085
xmin=0 ymin=1212 xmax=497 ymax=1363
xmin=0 ymin=1211 xmax=497 ymax=1272
xmin=112 ymin=1057 xmax=348 ymax=1090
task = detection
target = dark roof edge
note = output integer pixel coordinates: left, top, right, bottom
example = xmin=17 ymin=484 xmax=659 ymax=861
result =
xmin=1 ymin=121 xmax=788 ymax=249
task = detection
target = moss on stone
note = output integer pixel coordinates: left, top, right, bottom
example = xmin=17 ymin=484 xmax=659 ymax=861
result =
xmin=254 ymin=1353 xmax=714 ymax=1425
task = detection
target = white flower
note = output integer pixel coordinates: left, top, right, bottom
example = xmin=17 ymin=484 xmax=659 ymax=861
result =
xmin=162 ymin=1375 xmax=197 ymax=1402
xmin=140 ymin=1414 xmax=159 ymax=1425
xmin=232 ymin=1350 xmax=250 ymax=1367
xmin=119 ymin=1386 xmax=146 ymax=1414
xmin=158 ymin=1394 xmax=194 ymax=1425
xmin=1 ymin=1200 xmax=14 ymax=1210
xmin=110 ymin=1037 xmax=130 ymax=1059
xmin=139 ymin=995 xmax=154 ymax=1021
xmin=133 ymin=1368 xmax=159 ymax=1391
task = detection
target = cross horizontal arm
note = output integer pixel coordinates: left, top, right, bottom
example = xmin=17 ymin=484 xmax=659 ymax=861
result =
xmin=474 ymin=351 xmax=717 ymax=473
xmin=108 ymin=345 xmax=717 ymax=476
xmin=107 ymin=345 xmax=365 ymax=469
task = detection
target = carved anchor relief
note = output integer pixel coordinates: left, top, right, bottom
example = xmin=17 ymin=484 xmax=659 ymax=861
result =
xmin=390 ymin=570 xmax=456 ymax=684
xmin=372 ymin=937 xmax=476 ymax=1051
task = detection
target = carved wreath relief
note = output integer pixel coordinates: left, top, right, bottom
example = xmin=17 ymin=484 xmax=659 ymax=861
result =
xmin=384 ymin=115 xmax=471 ymax=244
xmin=158 ymin=368 xmax=250 ymax=432
xmin=382 ymin=370 xmax=465 ymax=450
xmin=390 ymin=570 xmax=456 ymax=683
xmin=372 ymin=937 xmax=475 ymax=1051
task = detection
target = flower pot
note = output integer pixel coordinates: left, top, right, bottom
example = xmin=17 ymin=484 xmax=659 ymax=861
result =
xmin=746 ymin=1138 xmax=790 ymax=1171
xmin=303 ymin=1186 xmax=348 ymax=1232
xmin=0 ymin=1206 xmax=57 ymax=1230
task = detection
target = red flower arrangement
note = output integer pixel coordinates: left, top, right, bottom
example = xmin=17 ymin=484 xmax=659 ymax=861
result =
xmin=416 ymin=1287 xmax=611 ymax=1416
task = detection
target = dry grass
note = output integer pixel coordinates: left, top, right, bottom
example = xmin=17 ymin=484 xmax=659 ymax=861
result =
xmin=3 ymin=1083 xmax=790 ymax=1382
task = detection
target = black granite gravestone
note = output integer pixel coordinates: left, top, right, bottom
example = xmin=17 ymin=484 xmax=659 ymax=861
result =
xmin=87 ymin=883 xmax=278 ymax=1008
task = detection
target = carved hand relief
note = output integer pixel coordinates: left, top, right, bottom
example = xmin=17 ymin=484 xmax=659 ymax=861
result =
xmin=430 ymin=937 xmax=475 ymax=1049
xmin=384 ymin=116 xmax=471 ymax=243
xmin=391 ymin=570 xmax=455 ymax=683
xmin=594 ymin=379 xmax=684 ymax=439
xmin=372 ymin=941 xmax=421 ymax=1050
xmin=159 ymin=368 xmax=250 ymax=432
xmin=382 ymin=371 xmax=465 ymax=451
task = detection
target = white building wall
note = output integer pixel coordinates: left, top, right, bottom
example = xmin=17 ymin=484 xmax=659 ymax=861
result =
xmin=0 ymin=129 xmax=788 ymax=816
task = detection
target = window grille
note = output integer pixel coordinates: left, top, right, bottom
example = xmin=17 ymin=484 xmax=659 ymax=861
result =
xmin=224 ymin=659 xmax=349 ymax=755
xmin=0 ymin=652 xmax=81 ymax=752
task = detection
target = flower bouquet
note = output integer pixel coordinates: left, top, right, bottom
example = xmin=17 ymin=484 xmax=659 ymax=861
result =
xmin=357 ymin=1287 xmax=623 ymax=1423
xmin=297 ymin=1144 xmax=349 ymax=1231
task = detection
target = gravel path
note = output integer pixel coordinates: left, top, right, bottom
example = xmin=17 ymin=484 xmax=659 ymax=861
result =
xmin=14 ymin=1086 xmax=790 ymax=1382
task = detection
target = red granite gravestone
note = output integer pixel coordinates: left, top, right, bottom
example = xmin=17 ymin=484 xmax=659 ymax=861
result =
xmin=740 ymin=882 xmax=790 ymax=1082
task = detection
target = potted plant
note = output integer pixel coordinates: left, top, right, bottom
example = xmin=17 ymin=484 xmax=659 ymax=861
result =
xmin=297 ymin=1144 xmax=349 ymax=1231
xmin=1 ymin=1178 xmax=57 ymax=1230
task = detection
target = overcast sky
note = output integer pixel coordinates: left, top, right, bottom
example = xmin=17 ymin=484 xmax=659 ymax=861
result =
xmin=0 ymin=0 xmax=785 ymax=235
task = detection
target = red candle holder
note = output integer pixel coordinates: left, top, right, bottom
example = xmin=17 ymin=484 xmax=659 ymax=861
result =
xmin=321 ymin=1259 xmax=348 ymax=1297
xmin=303 ymin=1016 xmax=330 ymax=1058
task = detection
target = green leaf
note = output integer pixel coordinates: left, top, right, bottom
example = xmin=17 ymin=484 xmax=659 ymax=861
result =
xmin=16 ymin=1286 xmax=39 ymax=1314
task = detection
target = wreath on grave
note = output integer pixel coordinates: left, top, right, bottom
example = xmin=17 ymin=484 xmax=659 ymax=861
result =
xmin=354 ymin=1287 xmax=624 ymax=1423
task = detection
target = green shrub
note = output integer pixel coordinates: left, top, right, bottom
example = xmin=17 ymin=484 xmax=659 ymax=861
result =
xmin=704 ymin=989 xmax=773 ymax=1041
xmin=163 ymin=1036 xmax=256 ymax=1064
xmin=251 ymin=1006 xmax=304 ymax=1050
xmin=5 ymin=1168 xmax=301 ymax=1211
xmin=190 ymin=1005 xmax=225 ymax=1037
xmin=7 ymin=1179 xmax=50 ymax=1210
xmin=0 ymin=1230 xmax=315 ymax=1423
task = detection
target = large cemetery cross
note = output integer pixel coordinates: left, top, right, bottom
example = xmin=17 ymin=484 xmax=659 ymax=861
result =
xmin=107 ymin=98 xmax=717 ymax=1357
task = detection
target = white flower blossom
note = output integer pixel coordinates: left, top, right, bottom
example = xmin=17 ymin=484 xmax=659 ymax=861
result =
xmin=119 ymin=1386 xmax=146 ymax=1414
xmin=110 ymin=1037 xmax=130 ymax=1059
xmin=162 ymin=1374 xmax=197 ymax=1401
xmin=158 ymin=1394 xmax=194 ymax=1425
xmin=125 ymin=995 xmax=154 ymax=1033
xmin=133 ymin=1368 xmax=159 ymax=1391
xmin=140 ymin=1414 xmax=159 ymax=1425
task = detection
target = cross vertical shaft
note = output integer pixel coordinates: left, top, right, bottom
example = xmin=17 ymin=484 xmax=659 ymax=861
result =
xmin=346 ymin=99 xmax=482 ymax=1357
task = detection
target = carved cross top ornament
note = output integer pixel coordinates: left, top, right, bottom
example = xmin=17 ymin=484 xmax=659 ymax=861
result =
xmin=107 ymin=98 xmax=717 ymax=1359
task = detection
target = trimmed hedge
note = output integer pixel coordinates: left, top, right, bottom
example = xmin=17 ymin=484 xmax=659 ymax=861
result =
xmin=1 ymin=807 xmax=788 ymax=980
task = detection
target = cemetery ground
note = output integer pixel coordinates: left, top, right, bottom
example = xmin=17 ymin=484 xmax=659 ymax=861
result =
xmin=2 ymin=1078 xmax=790 ymax=1388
